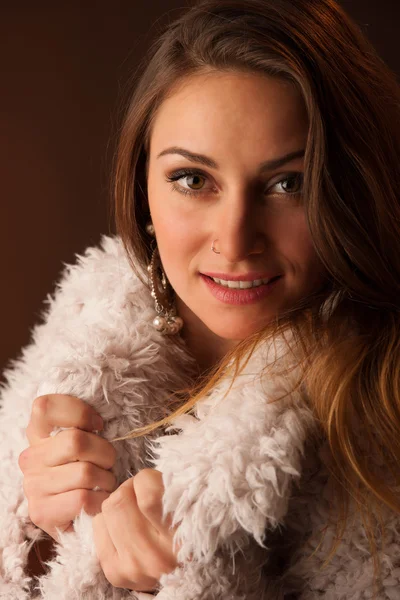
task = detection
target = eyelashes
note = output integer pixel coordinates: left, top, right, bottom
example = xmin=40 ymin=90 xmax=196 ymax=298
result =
xmin=165 ymin=168 xmax=304 ymax=198
xmin=165 ymin=168 xmax=212 ymax=197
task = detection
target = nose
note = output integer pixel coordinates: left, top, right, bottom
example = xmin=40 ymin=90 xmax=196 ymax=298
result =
xmin=213 ymin=190 xmax=265 ymax=263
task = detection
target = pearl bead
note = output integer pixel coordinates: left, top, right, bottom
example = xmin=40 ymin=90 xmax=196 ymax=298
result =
xmin=174 ymin=316 xmax=184 ymax=331
xmin=153 ymin=315 xmax=167 ymax=332
xmin=166 ymin=317 xmax=183 ymax=335
xmin=168 ymin=322 xmax=179 ymax=335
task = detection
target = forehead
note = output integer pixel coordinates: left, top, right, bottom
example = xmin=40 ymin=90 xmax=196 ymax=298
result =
xmin=148 ymin=71 xmax=308 ymax=161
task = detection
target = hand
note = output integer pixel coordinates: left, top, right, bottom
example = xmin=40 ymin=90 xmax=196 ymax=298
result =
xmin=93 ymin=469 xmax=179 ymax=592
xmin=18 ymin=394 xmax=117 ymax=541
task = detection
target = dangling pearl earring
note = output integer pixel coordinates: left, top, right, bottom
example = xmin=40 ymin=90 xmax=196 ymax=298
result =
xmin=146 ymin=222 xmax=184 ymax=335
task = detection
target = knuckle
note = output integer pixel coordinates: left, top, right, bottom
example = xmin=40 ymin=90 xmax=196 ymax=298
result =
xmin=134 ymin=468 xmax=152 ymax=486
xmin=77 ymin=461 xmax=94 ymax=486
xmin=136 ymin=489 xmax=159 ymax=515
xmin=65 ymin=429 xmax=87 ymax=458
xmin=134 ymin=472 xmax=162 ymax=513
xmin=98 ymin=439 xmax=117 ymax=470
xmin=80 ymin=403 xmax=95 ymax=425
xmin=31 ymin=395 xmax=49 ymax=418
xmin=103 ymin=568 xmax=123 ymax=588
xmin=106 ymin=443 xmax=117 ymax=468
xmin=28 ymin=501 xmax=45 ymax=528
xmin=18 ymin=448 xmax=30 ymax=472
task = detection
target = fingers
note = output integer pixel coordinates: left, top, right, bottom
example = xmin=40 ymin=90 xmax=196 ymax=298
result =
xmin=134 ymin=469 xmax=173 ymax=536
xmin=134 ymin=470 xmax=178 ymax=562
xmin=20 ymin=428 xmax=116 ymax=470
xmin=29 ymin=489 xmax=110 ymax=539
xmin=20 ymin=394 xmax=117 ymax=542
xmin=93 ymin=512 xmax=141 ymax=590
xmin=93 ymin=511 xmax=116 ymax=561
xmin=102 ymin=479 xmax=157 ymax=555
xmin=101 ymin=477 xmax=176 ymax=571
xmin=26 ymin=394 xmax=103 ymax=445
xmin=93 ymin=481 xmax=163 ymax=591
xmin=23 ymin=461 xmax=117 ymax=496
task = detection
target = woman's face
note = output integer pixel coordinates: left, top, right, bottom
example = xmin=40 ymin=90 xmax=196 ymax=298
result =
xmin=146 ymin=71 xmax=325 ymax=343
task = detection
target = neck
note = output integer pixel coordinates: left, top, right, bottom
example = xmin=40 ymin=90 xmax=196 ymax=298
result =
xmin=176 ymin=299 xmax=237 ymax=373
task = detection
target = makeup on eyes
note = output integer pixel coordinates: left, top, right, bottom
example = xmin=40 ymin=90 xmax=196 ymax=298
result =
xmin=164 ymin=168 xmax=304 ymax=198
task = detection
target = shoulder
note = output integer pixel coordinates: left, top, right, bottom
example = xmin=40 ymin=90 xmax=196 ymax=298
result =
xmin=0 ymin=237 xmax=146 ymax=427
xmin=6 ymin=235 xmax=156 ymax=387
xmin=0 ymin=234 xmax=194 ymax=440
xmin=51 ymin=235 xmax=143 ymax=307
xmin=41 ymin=235 xmax=150 ymax=326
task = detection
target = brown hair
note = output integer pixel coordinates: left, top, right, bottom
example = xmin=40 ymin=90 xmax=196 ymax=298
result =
xmin=113 ymin=0 xmax=400 ymax=587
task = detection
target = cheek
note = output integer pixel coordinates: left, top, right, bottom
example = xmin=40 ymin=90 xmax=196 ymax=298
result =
xmin=155 ymin=211 xmax=200 ymax=252
xmin=149 ymin=204 xmax=204 ymax=286
xmin=275 ymin=211 xmax=325 ymax=285
xmin=277 ymin=211 xmax=315 ymax=262
xmin=148 ymin=184 xmax=206 ymax=265
xmin=290 ymin=230 xmax=317 ymax=265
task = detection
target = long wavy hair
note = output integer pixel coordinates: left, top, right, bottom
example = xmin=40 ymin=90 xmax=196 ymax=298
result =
xmin=113 ymin=0 xmax=400 ymax=584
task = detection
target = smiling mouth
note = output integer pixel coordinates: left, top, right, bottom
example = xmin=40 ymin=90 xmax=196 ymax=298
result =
xmin=204 ymin=275 xmax=281 ymax=289
xmin=200 ymin=273 xmax=282 ymax=305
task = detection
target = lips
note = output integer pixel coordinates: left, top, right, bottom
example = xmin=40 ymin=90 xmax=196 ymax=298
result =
xmin=200 ymin=273 xmax=282 ymax=305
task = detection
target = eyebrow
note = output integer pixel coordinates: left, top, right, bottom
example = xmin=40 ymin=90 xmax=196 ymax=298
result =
xmin=157 ymin=146 xmax=305 ymax=172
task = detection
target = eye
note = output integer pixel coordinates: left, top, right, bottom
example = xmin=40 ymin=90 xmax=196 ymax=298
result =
xmin=165 ymin=168 xmax=212 ymax=197
xmin=165 ymin=169 xmax=304 ymax=198
xmin=268 ymin=173 xmax=304 ymax=196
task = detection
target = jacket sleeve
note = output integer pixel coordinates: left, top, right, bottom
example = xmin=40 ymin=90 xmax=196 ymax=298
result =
xmin=0 ymin=291 xmax=75 ymax=599
xmin=0 ymin=246 xmax=104 ymax=597
xmin=0 ymin=235 xmax=149 ymax=599
xmin=0 ymin=234 xmax=194 ymax=599
xmin=33 ymin=511 xmax=156 ymax=599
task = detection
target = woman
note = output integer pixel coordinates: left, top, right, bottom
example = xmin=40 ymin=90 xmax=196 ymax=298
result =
xmin=1 ymin=0 xmax=400 ymax=597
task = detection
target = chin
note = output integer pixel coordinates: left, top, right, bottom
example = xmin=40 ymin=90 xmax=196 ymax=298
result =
xmin=204 ymin=316 xmax=274 ymax=342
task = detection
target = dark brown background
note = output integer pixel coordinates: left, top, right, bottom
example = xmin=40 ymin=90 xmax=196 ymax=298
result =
xmin=1 ymin=1 xmax=399 ymax=377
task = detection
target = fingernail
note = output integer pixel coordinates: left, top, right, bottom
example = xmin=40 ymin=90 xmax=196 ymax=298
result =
xmin=92 ymin=415 xmax=103 ymax=431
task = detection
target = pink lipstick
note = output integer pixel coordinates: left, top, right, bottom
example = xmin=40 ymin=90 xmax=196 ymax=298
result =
xmin=200 ymin=273 xmax=282 ymax=305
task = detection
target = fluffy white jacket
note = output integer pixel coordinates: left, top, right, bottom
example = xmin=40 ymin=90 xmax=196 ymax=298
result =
xmin=0 ymin=236 xmax=399 ymax=600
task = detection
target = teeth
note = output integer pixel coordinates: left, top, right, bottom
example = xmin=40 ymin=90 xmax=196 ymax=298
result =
xmin=211 ymin=277 xmax=271 ymax=289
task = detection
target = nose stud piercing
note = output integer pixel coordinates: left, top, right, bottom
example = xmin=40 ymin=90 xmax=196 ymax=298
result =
xmin=211 ymin=239 xmax=220 ymax=254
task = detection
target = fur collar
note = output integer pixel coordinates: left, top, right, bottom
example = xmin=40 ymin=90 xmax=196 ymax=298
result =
xmin=0 ymin=236 xmax=399 ymax=599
